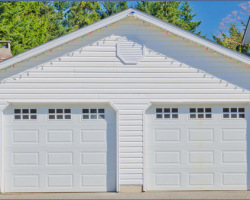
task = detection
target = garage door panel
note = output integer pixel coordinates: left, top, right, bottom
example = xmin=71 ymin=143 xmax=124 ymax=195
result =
xmin=146 ymin=105 xmax=247 ymax=190
xmin=147 ymin=170 xmax=247 ymax=190
xmin=4 ymin=105 xmax=116 ymax=192
xmin=5 ymin=169 xmax=115 ymax=192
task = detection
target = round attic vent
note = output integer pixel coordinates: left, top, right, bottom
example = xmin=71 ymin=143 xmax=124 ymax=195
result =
xmin=117 ymin=36 xmax=146 ymax=64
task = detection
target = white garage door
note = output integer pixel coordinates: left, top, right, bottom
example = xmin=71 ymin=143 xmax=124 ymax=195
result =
xmin=146 ymin=105 xmax=247 ymax=190
xmin=4 ymin=104 xmax=116 ymax=192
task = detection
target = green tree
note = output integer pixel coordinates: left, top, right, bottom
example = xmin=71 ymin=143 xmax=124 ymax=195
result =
xmin=213 ymin=23 xmax=249 ymax=53
xmin=0 ymin=1 xmax=63 ymax=56
xmin=179 ymin=2 xmax=202 ymax=34
xmin=136 ymin=1 xmax=202 ymax=35
xmin=63 ymin=1 xmax=101 ymax=32
xmin=99 ymin=1 xmax=128 ymax=19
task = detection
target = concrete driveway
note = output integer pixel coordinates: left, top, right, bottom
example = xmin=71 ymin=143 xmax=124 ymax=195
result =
xmin=1 ymin=191 xmax=250 ymax=199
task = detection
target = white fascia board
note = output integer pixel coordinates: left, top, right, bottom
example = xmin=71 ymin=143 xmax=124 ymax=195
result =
xmin=151 ymin=99 xmax=250 ymax=104
xmin=0 ymin=8 xmax=134 ymax=70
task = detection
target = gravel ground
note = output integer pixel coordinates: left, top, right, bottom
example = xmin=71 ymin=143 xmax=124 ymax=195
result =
xmin=0 ymin=191 xmax=250 ymax=199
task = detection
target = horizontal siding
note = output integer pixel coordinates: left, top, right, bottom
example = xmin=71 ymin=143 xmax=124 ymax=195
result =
xmin=1 ymin=16 xmax=250 ymax=187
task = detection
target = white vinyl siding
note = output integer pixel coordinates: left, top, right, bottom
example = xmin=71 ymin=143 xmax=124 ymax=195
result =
xmin=0 ymin=17 xmax=250 ymax=186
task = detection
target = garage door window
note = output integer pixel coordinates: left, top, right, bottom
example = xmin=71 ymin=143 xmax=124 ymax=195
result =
xmin=14 ymin=109 xmax=37 ymax=120
xmin=189 ymin=108 xmax=212 ymax=119
xmin=223 ymin=108 xmax=245 ymax=119
xmin=155 ymin=108 xmax=178 ymax=119
xmin=82 ymin=108 xmax=105 ymax=120
xmin=48 ymin=109 xmax=71 ymax=120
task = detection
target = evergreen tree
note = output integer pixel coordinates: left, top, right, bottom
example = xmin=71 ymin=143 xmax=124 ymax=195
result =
xmin=63 ymin=1 xmax=101 ymax=32
xmin=179 ymin=2 xmax=202 ymax=34
xmin=136 ymin=1 xmax=202 ymax=35
xmin=99 ymin=1 xmax=128 ymax=19
xmin=0 ymin=1 xmax=63 ymax=56
xmin=213 ymin=23 xmax=249 ymax=53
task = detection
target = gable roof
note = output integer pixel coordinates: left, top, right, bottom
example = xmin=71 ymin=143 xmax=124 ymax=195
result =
xmin=2 ymin=7 xmax=250 ymax=70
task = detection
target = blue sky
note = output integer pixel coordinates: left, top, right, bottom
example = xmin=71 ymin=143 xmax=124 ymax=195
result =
xmin=128 ymin=1 xmax=247 ymax=41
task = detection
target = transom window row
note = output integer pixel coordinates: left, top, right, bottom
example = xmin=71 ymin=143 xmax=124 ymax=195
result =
xmin=155 ymin=107 xmax=245 ymax=120
xmin=14 ymin=108 xmax=106 ymax=120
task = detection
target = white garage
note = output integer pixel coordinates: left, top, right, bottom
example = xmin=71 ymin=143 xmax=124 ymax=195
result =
xmin=3 ymin=104 xmax=116 ymax=192
xmin=146 ymin=105 xmax=247 ymax=190
xmin=1 ymin=8 xmax=250 ymax=192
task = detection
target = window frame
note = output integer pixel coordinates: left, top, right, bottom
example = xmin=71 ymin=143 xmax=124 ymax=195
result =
xmin=47 ymin=108 xmax=72 ymax=121
xmin=188 ymin=107 xmax=213 ymax=120
xmin=13 ymin=108 xmax=38 ymax=121
xmin=81 ymin=108 xmax=106 ymax=121
xmin=222 ymin=107 xmax=246 ymax=120
xmin=155 ymin=107 xmax=180 ymax=120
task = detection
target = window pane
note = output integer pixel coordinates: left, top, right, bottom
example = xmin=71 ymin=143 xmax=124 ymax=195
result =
xmin=98 ymin=109 xmax=105 ymax=113
xmin=14 ymin=115 xmax=21 ymax=119
xmin=23 ymin=115 xmax=29 ymax=119
xmin=223 ymin=108 xmax=229 ymax=113
xmin=22 ymin=109 xmax=29 ymax=114
xmin=82 ymin=109 xmax=89 ymax=113
xmin=164 ymin=114 xmax=170 ymax=119
xmin=223 ymin=114 xmax=229 ymax=118
xmin=65 ymin=115 xmax=71 ymax=119
xmin=231 ymin=108 xmax=237 ymax=113
xmin=99 ymin=115 xmax=105 ymax=119
xmin=190 ymin=114 xmax=196 ymax=118
xmin=64 ymin=109 xmax=71 ymax=113
xmin=198 ymin=114 xmax=204 ymax=118
xmin=49 ymin=115 xmax=55 ymax=119
xmin=90 ymin=109 xmax=97 ymax=113
xmin=156 ymin=108 xmax=162 ymax=113
xmin=91 ymin=115 xmax=97 ymax=119
xmin=239 ymin=114 xmax=245 ymax=118
xmin=30 ymin=109 xmax=37 ymax=114
xmin=57 ymin=109 xmax=63 ymax=113
xmin=57 ymin=115 xmax=63 ymax=119
xmin=30 ymin=115 xmax=37 ymax=119
xmin=172 ymin=108 xmax=178 ymax=113
xmin=190 ymin=108 xmax=196 ymax=113
xmin=206 ymin=114 xmax=212 ymax=118
xmin=231 ymin=114 xmax=237 ymax=118
xmin=14 ymin=109 xmax=21 ymax=114
xmin=239 ymin=108 xmax=245 ymax=112
xmin=164 ymin=108 xmax=170 ymax=113
xmin=172 ymin=114 xmax=178 ymax=119
xmin=205 ymin=108 xmax=211 ymax=113
xmin=198 ymin=108 xmax=204 ymax=113
xmin=83 ymin=115 xmax=89 ymax=119
xmin=156 ymin=114 xmax=162 ymax=119
xmin=49 ymin=109 xmax=55 ymax=113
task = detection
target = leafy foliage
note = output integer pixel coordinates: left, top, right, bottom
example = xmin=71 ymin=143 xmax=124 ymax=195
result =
xmin=0 ymin=1 xmax=64 ymax=56
xmin=213 ymin=23 xmax=249 ymax=53
xmin=0 ymin=1 xmax=204 ymax=56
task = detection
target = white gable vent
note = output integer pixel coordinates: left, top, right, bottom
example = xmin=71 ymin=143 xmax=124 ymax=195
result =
xmin=117 ymin=36 xmax=146 ymax=64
